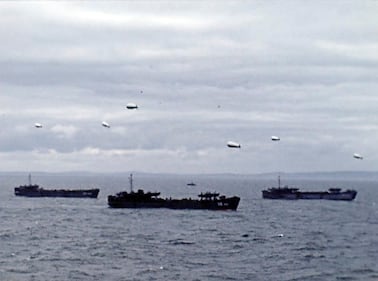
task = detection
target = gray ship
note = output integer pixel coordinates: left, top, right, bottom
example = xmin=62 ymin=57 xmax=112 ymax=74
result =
xmin=262 ymin=176 xmax=357 ymax=201
xmin=108 ymin=174 xmax=240 ymax=210
xmin=14 ymin=174 xmax=99 ymax=198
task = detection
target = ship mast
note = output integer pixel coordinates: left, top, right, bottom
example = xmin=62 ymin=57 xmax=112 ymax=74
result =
xmin=129 ymin=173 xmax=133 ymax=192
xmin=278 ymin=173 xmax=281 ymax=189
xmin=28 ymin=173 xmax=32 ymax=186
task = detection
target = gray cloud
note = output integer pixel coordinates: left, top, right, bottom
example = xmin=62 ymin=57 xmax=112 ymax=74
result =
xmin=0 ymin=2 xmax=377 ymax=173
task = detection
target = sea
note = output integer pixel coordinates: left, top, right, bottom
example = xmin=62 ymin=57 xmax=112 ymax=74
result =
xmin=1 ymin=173 xmax=377 ymax=281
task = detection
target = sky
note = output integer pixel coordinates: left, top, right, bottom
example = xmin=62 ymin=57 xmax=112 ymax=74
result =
xmin=0 ymin=1 xmax=377 ymax=174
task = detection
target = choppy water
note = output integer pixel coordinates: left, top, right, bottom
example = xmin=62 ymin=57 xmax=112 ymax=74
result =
xmin=1 ymin=173 xmax=377 ymax=281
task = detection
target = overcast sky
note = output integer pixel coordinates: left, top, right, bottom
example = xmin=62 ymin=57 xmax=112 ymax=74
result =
xmin=0 ymin=2 xmax=377 ymax=174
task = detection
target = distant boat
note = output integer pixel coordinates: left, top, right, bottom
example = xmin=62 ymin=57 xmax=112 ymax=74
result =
xmin=186 ymin=182 xmax=196 ymax=187
xmin=14 ymin=174 xmax=99 ymax=198
xmin=108 ymin=174 xmax=240 ymax=210
xmin=261 ymin=176 xmax=357 ymax=201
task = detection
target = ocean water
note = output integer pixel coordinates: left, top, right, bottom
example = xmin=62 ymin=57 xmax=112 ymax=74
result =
xmin=1 ymin=173 xmax=377 ymax=281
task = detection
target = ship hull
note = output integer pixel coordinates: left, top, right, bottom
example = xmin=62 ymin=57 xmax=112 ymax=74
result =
xmin=15 ymin=188 xmax=100 ymax=198
xmin=262 ymin=190 xmax=357 ymax=201
xmin=108 ymin=196 xmax=240 ymax=210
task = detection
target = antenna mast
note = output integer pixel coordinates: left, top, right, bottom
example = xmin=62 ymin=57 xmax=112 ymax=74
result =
xmin=129 ymin=173 xmax=133 ymax=192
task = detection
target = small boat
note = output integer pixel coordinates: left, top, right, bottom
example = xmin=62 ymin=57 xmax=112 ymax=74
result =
xmin=262 ymin=187 xmax=357 ymax=200
xmin=14 ymin=174 xmax=100 ymax=198
xmin=108 ymin=174 xmax=240 ymax=210
xmin=186 ymin=182 xmax=196 ymax=186
xmin=262 ymin=176 xmax=357 ymax=201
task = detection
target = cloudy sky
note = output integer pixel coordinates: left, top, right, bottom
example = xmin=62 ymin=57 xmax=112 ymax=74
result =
xmin=0 ymin=2 xmax=377 ymax=174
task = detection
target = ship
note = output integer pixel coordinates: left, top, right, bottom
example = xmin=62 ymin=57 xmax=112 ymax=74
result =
xmin=107 ymin=174 xmax=240 ymax=210
xmin=262 ymin=176 xmax=357 ymax=201
xmin=14 ymin=174 xmax=100 ymax=198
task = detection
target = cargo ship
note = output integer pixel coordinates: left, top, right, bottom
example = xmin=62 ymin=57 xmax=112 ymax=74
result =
xmin=262 ymin=176 xmax=357 ymax=200
xmin=14 ymin=174 xmax=99 ymax=198
xmin=107 ymin=174 xmax=240 ymax=210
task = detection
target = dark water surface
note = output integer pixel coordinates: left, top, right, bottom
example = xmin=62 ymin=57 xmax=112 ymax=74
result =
xmin=1 ymin=174 xmax=377 ymax=280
